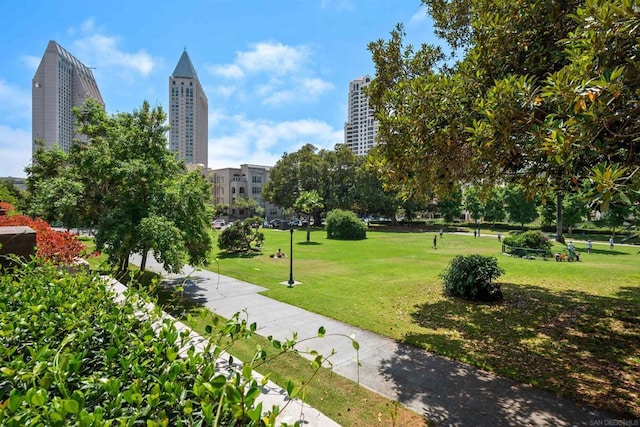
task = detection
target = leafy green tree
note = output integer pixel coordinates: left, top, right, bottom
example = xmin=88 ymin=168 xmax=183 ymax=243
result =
xmin=368 ymin=0 xmax=639 ymax=243
xmin=294 ymin=190 xmax=324 ymax=242
xmin=26 ymin=99 xmax=213 ymax=274
xmin=463 ymin=185 xmax=484 ymax=223
xmin=233 ymin=196 xmax=263 ymax=219
xmin=482 ymin=186 xmax=506 ymax=226
xmin=504 ymin=185 xmax=538 ymax=229
xmin=263 ymin=144 xmax=320 ymax=212
xmin=0 ymin=180 xmax=25 ymax=211
xmin=436 ymin=190 xmax=462 ymax=223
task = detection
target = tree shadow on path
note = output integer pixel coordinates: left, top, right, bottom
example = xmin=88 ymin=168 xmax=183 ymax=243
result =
xmin=379 ymin=283 xmax=639 ymax=423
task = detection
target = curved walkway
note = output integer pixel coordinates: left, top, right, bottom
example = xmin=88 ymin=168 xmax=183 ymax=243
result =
xmin=133 ymin=254 xmax=622 ymax=426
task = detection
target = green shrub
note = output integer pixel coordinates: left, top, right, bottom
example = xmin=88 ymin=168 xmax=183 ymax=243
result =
xmin=217 ymin=216 xmax=264 ymax=252
xmin=0 ymin=258 xmax=344 ymax=425
xmin=440 ymin=254 xmax=505 ymax=302
xmin=503 ymin=230 xmax=551 ymax=251
xmin=325 ymin=209 xmax=366 ymax=240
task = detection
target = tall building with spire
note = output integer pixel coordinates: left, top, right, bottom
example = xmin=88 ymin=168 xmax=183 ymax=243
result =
xmin=343 ymin=75 xmax=379 ymax=156
xmin=32 ymin=40 xmax=104 ymax=155
xmin=169 ymin=50 xmax=208 ymax=168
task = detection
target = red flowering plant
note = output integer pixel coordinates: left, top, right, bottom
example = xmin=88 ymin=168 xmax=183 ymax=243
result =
xmin=0 ymin=214 xmax=86 ymax=265
xmin=0 ymin=201 xmax=15 ymax=215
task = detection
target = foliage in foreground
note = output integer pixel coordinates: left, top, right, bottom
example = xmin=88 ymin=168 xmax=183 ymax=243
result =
xmin=0 ymin=260 xmax=327 ymax=426
xmin=441 ymin=254 xmax=505 ymax=302
xmin=325 ymin=209 xmax=367 ymax=240
xmin=217 ymin=216 xmax=265 ymax=253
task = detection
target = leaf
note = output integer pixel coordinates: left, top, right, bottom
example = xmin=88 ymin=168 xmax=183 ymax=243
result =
xmin=62 ymin=398 xmax=80 ymax=414
xmin=352 ymin=340 xmax=360 ymax=351
xmin=318 ymin=326 xmax=326 ymax=337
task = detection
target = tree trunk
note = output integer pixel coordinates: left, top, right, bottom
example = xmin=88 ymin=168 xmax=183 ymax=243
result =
xmin=556 ymin=193 xmax=565 ymax=243
xmin=140 ymin=250 xmax=148 ymax=272
xmin=306 ymin=223 xmax=311 ymax=242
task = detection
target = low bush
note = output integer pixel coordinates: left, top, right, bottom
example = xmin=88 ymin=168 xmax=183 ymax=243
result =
xmin=217 ymin=216 xmax=264 ymax=253
xmin=0 ymin=214 xmax=85 ymax=264
xmin=441 ymin=254 xmax=505 ymax=302
xmin=325 ymin=209 xmax=366 ymax=240
xmin=503 ymin=230 xmax=551 ymax=251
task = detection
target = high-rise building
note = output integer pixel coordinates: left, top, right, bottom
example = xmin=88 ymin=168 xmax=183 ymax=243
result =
xmin=169 ymin=50 xmax=208 ymax=168
xmin=32 ymin=40 xmax=104 ymax=155
xmin=343 ymin=75 xmax=379 ymax=156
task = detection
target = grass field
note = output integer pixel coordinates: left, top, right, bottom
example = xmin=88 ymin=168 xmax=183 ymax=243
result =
xmin=206 ymin=227 xmax=640 ymax=417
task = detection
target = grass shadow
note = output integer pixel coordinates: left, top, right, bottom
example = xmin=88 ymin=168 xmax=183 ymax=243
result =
xmin=392 ymin=283 xmax=639 ymax=417
xmin=296 ymin=241 xmax=322 ymax=246
xmin=216 ymin=251 xmax=262 ymax=259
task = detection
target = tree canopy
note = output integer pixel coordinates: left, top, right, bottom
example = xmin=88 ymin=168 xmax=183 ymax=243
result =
xmin=26 ymin=99 xmax=212 ymax=274
xmin=367 ymin=0 xmax=640 ymax=241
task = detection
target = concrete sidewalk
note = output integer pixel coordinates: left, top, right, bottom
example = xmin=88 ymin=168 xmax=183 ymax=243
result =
xmin=134 ymin=254 xmax=621 ymax=426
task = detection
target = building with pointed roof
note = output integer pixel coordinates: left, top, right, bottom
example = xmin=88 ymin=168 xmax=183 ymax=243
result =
xmin=343 ymin=75 xmax=378 ymax=156
xmin=169 ymin=50 xmax=208 ymax=168
xmin=32 ymin=40 xmax=104 ymax=155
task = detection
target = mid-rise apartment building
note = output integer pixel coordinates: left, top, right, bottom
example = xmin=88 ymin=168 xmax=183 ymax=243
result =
xmin=207 ymin=164 xmax=284 ymax=219
xmin=343 ymin=75 xmax=378 ymax=156
xmin=32 ymin=40 xmax=104 ymax=155
xmin=169 ymin=50 xmax=208 ymax=168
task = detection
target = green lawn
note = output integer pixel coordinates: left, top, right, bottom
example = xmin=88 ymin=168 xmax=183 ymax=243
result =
xmin=208 ymin=227 xmax=640 ymax=417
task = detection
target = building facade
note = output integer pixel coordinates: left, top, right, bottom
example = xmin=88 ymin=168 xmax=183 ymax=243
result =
xmin=343 ymin=75 xmax=379 ymax=156
xmin=169 ymin=50 xmax=208 ymax=168
xmin=32 ymin=40 xmax=104 ymax=155
xmin=207 ymin=164 xmax=284 ymax=220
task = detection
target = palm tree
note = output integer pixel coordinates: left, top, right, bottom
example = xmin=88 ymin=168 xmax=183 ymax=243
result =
xmin=294 ymin=190 xmax=324 ymax=243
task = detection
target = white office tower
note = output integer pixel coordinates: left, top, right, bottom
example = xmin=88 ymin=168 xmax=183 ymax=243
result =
xmin=169 ymin=50 xmax=208 ymax=168
xmin=32 ymin=40 xmax=104 ymax=155
xmin=343 ymin=75 xmax=379 ymax=156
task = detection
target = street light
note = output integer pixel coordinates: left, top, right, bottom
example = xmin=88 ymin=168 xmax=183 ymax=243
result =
xmin=288 ymin=228 xmax=294 ymax=287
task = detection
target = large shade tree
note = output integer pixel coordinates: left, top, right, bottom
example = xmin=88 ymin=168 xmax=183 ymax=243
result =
xmin=367 ymin=0 xmax=639 ymax=242
xmin=26 ymin=99 xmax=212 ymax=274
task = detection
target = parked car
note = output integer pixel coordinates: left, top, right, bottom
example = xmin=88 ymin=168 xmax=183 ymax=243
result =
xmin=288 ymin=218 xmax=300 ymax=227
xmin=269 ymin=219 xmax=282 ymax=228
xmin=213 ymin=219 xmax=225 ymax=229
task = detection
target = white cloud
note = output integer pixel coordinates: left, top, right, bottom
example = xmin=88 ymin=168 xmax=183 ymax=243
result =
xmin=0 ymin=125 xmax=31 ymax=178
xmin=0 ymin=79 xmax=31 ymax=120
xmin=20 ymin=55 xmax=40 ymax=71
xmin=71 ymin=19 xmax=157 ymax=77
xmin=209 ymin=41 xmax=308 ymax=79
xmin=208 ymin=64 xmax=245 ymax=79
xmin=207 ymin=41 xmax=333 ymax=106
xmin=409 ymin=8 xmax=428 ymax=25
xmin=207 ymin=112 xmax=342 ymax=170
xmin=320 ymin=0 xmax=355 ymax=11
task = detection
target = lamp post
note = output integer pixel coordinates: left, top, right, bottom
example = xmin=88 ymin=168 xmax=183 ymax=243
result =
xmin=288 ymin=228 xmax=294 ymax=287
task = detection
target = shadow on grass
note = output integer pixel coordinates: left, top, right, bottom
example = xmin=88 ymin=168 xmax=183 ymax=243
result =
xmin=216 ymin=251 xmax=262 ymax=259
xmin=380 ymin=283 xmax=639 ymax=419
xmin=575 ymin=247 xmax=631 ymax=256
xmin=296 ymin=241 xmax=322 ymax=246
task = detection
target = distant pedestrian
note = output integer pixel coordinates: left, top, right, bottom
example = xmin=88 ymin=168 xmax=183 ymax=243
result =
xmin=609 ymin=236 xmax=614 ymax=250
xmin=586 ymin=239 xmax=592 ymax=254
xmin=439 ymin=229 xmax=443 ymax=238
xmin=497 ymin=232 xmax=502 ymax=242
xmin=473 ymin=230 xmax=477 ymax=238
xmin=433 ymin=235 xmax=437 ymax=249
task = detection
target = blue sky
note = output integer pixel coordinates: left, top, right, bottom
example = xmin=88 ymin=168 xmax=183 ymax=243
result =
xmin=0 ymin=0 xmax=438 ymax=178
